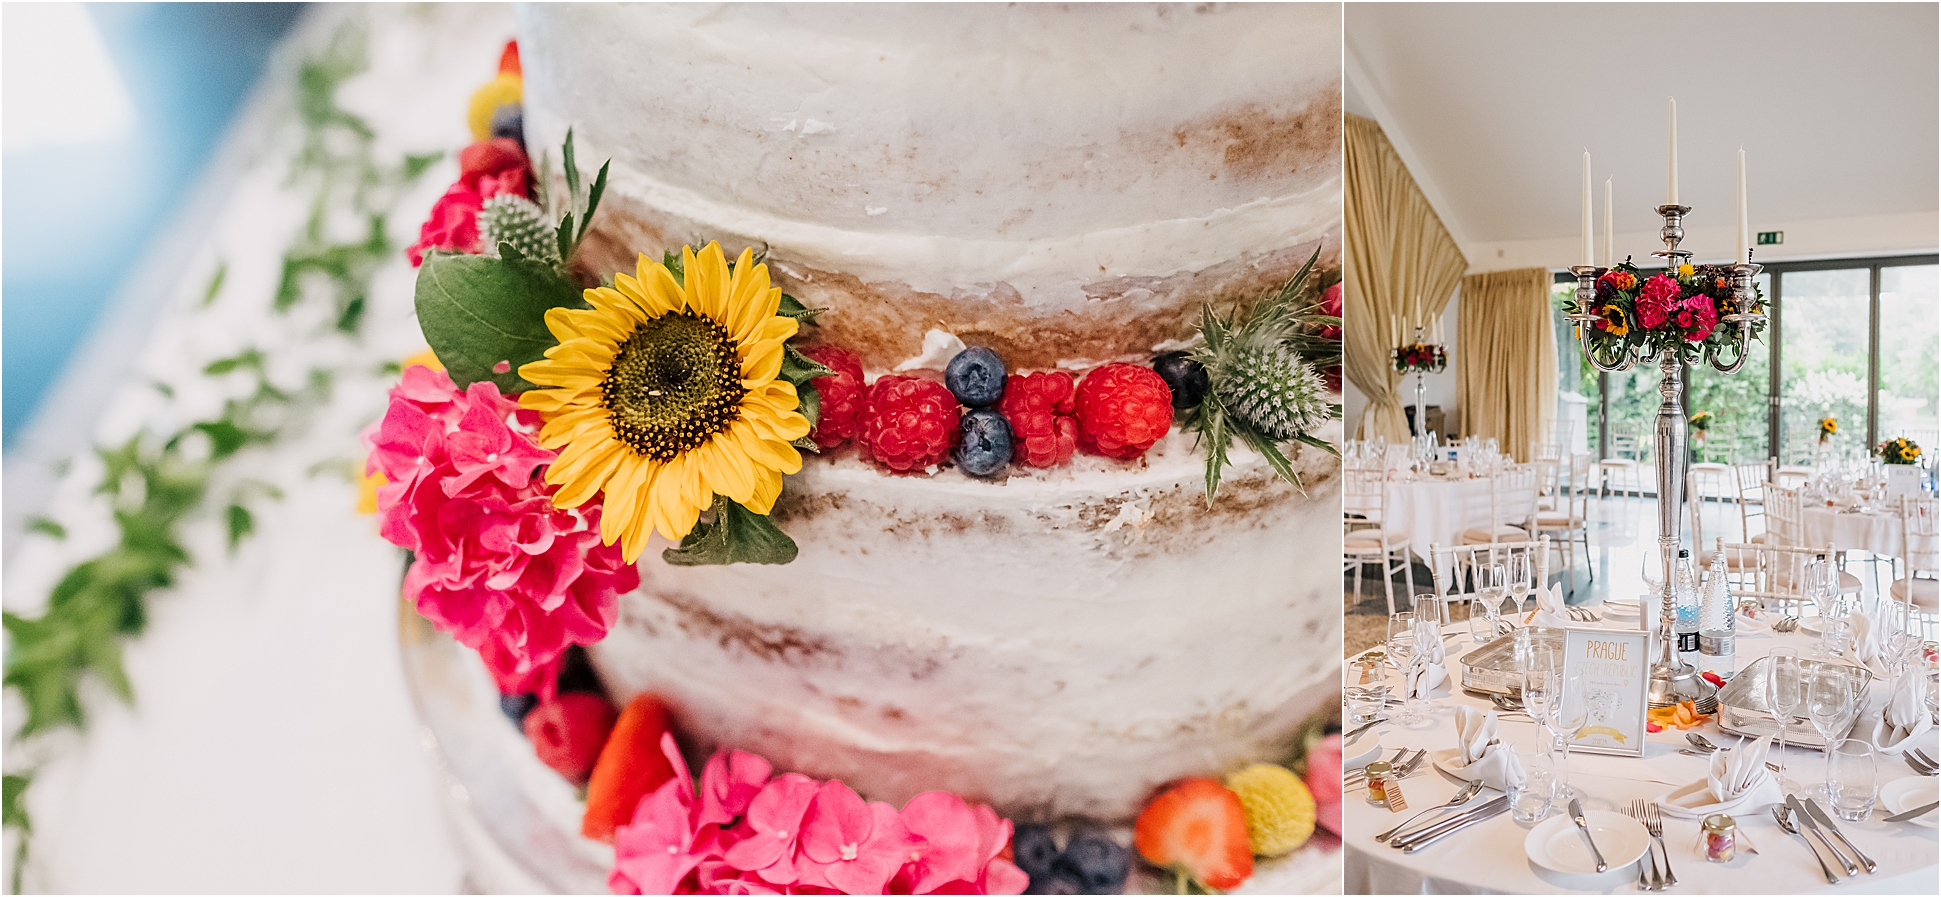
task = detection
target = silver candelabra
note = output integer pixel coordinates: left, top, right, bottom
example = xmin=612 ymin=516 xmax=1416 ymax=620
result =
xmin=1397 ymin=325 xmax=1448 ymax=438
xmin=1566 ymin=203 xmax=1765 ymax=708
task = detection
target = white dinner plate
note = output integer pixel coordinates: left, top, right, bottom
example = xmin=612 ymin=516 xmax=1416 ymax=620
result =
xmin=1797 ymin=614 xmax=1828 ymax=636
xmin=1881 ymin=776 xmax=1941 ymax=827
xmin=1603 ymin=599 xmax=1640 ymax=620
xmin=1524 ymin=810 xmax=1651 ymax=876
xmin=1344 ymin=734 xmax=1384 ymax=771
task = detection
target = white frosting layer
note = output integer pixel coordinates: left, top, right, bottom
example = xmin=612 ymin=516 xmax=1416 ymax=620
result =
xmin=592 ymin=424 xmax=1344 ymax=821
xmin=515 ymin=2 xmax=1342 ymax=302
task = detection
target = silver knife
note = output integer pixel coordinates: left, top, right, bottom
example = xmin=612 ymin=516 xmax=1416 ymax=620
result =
xmin=1398 ymin=798 xmax=1512 ymax=853
xmin=1802 ymin=796 xmax=1878 ymax=873
xmin=1786 ymin=795 xmax=1858 ymax=876
xmin=1389 ymin=797 xmax=1510 ymax=850
xmin=1343 ymin=717 xmax=1388 ymax=741
xmin=1568 ymin=798 xmax=1608 ymax=872
xmin=1884 ymin=800 xmax=1940 ymax=823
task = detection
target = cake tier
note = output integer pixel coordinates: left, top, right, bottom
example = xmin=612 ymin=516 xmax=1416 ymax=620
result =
xmin=589 ymin=425 xmax=1343 ymax=822
xmin=515 ymin=2 xmax=1343 ymax=371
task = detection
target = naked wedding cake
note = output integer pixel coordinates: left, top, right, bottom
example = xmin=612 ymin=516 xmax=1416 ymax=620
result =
xmin=380 ymin=4 xmax=1345 ymax=892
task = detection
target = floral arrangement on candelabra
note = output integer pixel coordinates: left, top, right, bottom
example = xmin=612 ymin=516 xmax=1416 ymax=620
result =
xmin=1878 ymin=436 xmax=1922 ymax=465
xmin=1566 ymin=261 xmax=1766 ymax=367
xmin=1391 ymin=341 xmax=1447 ymax=374
xmin=1819 ymin=416 xmax=1838 ymax=445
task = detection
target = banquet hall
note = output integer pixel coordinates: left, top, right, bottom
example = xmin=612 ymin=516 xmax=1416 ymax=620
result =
xmin=1339 ymin=3 xmax=1939 ymax=893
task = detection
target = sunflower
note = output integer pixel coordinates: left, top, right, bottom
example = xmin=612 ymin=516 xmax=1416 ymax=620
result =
xmin=518 ymin=242 xmax=811 ymax=562
xmin=1596 ymin=303 xmax=1630 ymax=337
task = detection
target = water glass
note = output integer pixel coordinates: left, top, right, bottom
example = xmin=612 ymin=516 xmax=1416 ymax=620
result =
xmin=1345 ymin=658 xmax=1388 ymax=727
xmin=1523 ymin=662 xmax=1556 ymax=750
xmin=1508 ymin=746 xmax=1556 ymax=824
xmin=1387 ymin=612 xmax=1416 ymax=671
xmin=1828 ymin=738 xmax=1877 ymax=822
xmin=1768 ymin=648 xmax=1803 ymax=786
xmin=1469 ymin=590 xmax=1500 ymax=645
xmin=1506 ymin=554 xmax=1532 ymax=617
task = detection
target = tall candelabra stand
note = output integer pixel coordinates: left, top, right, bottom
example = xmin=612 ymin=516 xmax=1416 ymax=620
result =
xmin=1566 ymin=204 xmax=1765 ymax=708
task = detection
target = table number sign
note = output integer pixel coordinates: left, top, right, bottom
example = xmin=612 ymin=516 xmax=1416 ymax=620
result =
xmin=1559 ymin=627 xmax=1651 ymax=757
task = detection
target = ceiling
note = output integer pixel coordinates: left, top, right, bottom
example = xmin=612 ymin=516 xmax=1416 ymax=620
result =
xmin=1345 ymin=2 xmax=1939 ymax=249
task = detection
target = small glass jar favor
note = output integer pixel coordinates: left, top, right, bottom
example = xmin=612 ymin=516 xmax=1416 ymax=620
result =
xmin=1362 ymin=761 xmax=1392 ymax=807
xmin=1702 ymin=813 xmax=1736 ymax=863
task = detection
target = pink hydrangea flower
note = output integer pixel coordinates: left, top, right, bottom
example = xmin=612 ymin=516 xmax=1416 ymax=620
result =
xmin=1306 ymin=734 xmax=1344 ymax=836
xmin=606 ymin=738 xmax=1025 ymax=895
xmin=364 ymin=365 xmax=636 ymax=695
xmin=1635 ymin=274 xmax=1681 ymax=330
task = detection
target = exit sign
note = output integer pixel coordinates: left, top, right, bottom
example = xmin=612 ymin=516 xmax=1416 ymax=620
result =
xmin=1757 ymin=231 xmax=1784 ymax=245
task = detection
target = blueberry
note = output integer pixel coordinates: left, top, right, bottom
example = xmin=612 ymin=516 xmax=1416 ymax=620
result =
xmin=499 ymin=692 xmax=538 ymax=726
xmin=1010 ymin=823 xmax=1061 ymax=881
xmin=1053 ymin=829 xmax=1129 ymax=894
xmin=490 ymin=103 xmax=525 ymax=146
xmin=945 ymin=346 xmax=1006 ymax=407
xmin=1030 ymin=869 xmax=1087 ymax=895
xmin=1151 ymin=351 xmax=1210 ymax=411
xmin=955 ymin=408 xmax=1013 ymax=477
xmin=555 ymin=645 xmax=603 ymax=696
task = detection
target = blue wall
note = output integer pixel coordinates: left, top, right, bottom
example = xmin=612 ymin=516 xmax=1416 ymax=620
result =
xmin=3 ymin=3 xmax=305 ymax=447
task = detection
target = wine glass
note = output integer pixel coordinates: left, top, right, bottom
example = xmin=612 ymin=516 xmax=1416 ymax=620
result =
xmin=1805 ymin=668 xmax=1857 ymax=802
xmin=1522 ymin=660 xmax=1556 ymax=753
xmin=1505 ymin=553 xmax=1532 ymax=620
xmin=1549 ymin=675 xmax=1588 ymax=801
xmin=1345 ymin=657 xmax=1388 ymax=728
xmin=1641 ymin=544 xmax=1666 ymax=606
xmin=1768 ymin=648 xmax=1803 ymax=791
xmin=1387 ymin=611 xmax=1415 ymax=672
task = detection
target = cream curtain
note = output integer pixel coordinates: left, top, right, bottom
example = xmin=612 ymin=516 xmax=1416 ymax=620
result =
xmin=1456 ymin=267 xmax=1557 ymax=462
xmin=1344 ymin=114 xmax=1468 ymax=441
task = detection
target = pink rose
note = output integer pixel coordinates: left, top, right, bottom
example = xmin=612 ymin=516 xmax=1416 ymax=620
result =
xmin=1636 ymin=274 xmax=1680 ymax=330
xmin=406 ymin=181 xmax=484 ymax=266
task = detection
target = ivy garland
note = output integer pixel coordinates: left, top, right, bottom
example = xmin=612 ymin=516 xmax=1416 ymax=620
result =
xmin=0 ymin=27 xmax=436 ymax=892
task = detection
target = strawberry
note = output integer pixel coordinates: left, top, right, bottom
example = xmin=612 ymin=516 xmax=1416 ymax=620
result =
xmin=1133 ymin=777 xmax=1254 ymax=891
xmin=582 ymin=693 xmax=678 ymax=843
xmin=524 ymin=692 xmax=618 ymax=786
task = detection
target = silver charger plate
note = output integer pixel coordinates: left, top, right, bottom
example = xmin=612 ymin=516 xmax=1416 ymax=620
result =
xmin=1714 ymin=655 xmax=1873 ymax=751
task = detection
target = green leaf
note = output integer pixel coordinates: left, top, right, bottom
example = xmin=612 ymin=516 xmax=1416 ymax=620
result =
xmin=779 ymin=344 xmax=835 ymax=389
xmin=335 ymin=295 xmax=366 ymax=334
xmin=663 ymin=250 xmax=685 ymax=286
xmin=1199 ymin=399 xmax=1232 ymax=505
xmin=578 ymin=161 xmax=609 ymax=247
xmin=556 ymin=212 xmax=575 ymax=265
xmin=199 ymin=262 xmax=228 ymax=307
xmin=225 ymin=504 xmax=254 ymax=553
xmin=4 ymin=773 xmax=31 ymax=832
xmin=777 ymin=293 xmax=822 ymax=326
xmin=26 ymin=518 xmax=66 ymax=540
xmin=562 ymin=128 xmax=581 ymax=201
xmin=662 ymin=496 xmax=800 ymax=566
xmin=193 ymin=421 xmax=251 ymax=459
xmin=401 ymin=151 xmax=442 ymax=182
xmin=203 ymin=349 xmax=265 ymax=376
xmin=796 ymin=379 xmax=822 ymax=430
xmin=1234 ymin=421 xmax=1303 ymax=494
xmin=413 ymin=251 xmax=587 ymax=392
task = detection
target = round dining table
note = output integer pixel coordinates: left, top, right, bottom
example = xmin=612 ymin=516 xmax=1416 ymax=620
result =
xmin=1385 ymin=473 xmax=1499 ymax=563
xmin=1343 ymin=617 xmax=1939 ymax=894
xmin=1799 ymin=504 xmax=1912 ymax=561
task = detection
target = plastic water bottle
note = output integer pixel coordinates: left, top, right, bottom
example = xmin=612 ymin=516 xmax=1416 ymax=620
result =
xmin=1698 ymin=549 xmax=1736 ymax=676
xmin=1674 ymin=549 xmax=1701 ymax=665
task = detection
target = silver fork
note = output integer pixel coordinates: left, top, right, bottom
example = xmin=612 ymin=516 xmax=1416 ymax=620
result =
xmin=1773 ymin=616 xmax=1800 ymax=633
xmin=1645 ymin=801 xmax=1676 ymax=889
xmin=1625 ymin=800 xmax=1661 ymax=891
xmin=1906 ymin=750 xmax=1939 ymax=777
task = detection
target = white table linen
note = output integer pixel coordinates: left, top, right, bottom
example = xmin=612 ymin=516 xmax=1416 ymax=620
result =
xmin=1343 ymin=622 xmax=1939 ymax=895
xmin=1386 ymin=475 xmax=1498 ymax=561
xmin=1799 ymin=505 xmax=1908 ymax=560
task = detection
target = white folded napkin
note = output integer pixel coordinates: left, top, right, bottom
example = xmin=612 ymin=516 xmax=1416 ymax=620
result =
xmin=1446 ymin=706 xmax=1525 ymax=791
xmin=1656 ymin=735 xmax=1786 ymax=818
xmin=1405 ymin=621 xmax=1448 ymax=698
xmin=1871 ymin=670 xmax=1937 ymax=753
xmin=1530 ymin=582 xmax=1572 ymax=629
xmin=1847 ymin=608 xmax=1892 ymax=675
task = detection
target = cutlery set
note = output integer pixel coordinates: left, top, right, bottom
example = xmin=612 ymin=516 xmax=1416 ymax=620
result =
xmin=1770 ymin=795 xmax=1877 ymax=885
xmin=1901 ymin=747 xmax=1939 ymax=776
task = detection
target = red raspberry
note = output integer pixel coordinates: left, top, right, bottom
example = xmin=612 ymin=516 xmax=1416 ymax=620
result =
xmin=997 ymin=371 xmax=1078 ymax=468
xmin=523 ymin=692 xmax=618 ymax=786
xmin=862 ymin=375 xmax=960 ymax=472
xmin=1074 ymin=363 xmax=1174 ymax=460
xmin=800 ymin=345 xmax=865 ymax=450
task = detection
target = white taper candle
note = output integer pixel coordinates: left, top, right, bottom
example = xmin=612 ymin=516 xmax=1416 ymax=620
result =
xmin=1667 ymin=98 xmax=1679 ymax=206
xmin=1735 ymin=148 xmax=1749 ymax=265
xmin=1581 ymin=150 xmax=1594 ymax=267
xmin=1604 ymin=177 xmax=1614 ymax=268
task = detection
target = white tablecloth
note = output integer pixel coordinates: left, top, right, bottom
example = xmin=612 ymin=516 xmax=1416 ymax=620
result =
xmin=1343 ymin=622 xmax=1939 ymax=894
xmin=1800 ymin=506 xmax=1912 ymax=560
xmin=1386 ymin=476 xmax=1498 ymax=562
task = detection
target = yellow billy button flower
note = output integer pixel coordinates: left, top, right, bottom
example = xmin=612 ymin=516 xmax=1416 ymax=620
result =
xmin=518 ymin=243 xmax=812 ymax=563
xmin=467 ymin=73 xmax=523 ymax=141
xmin=1677 ymin=263 xmax=1696 ymax=280
xmin=1225 ymin=763 xmax=1316 ymax=857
